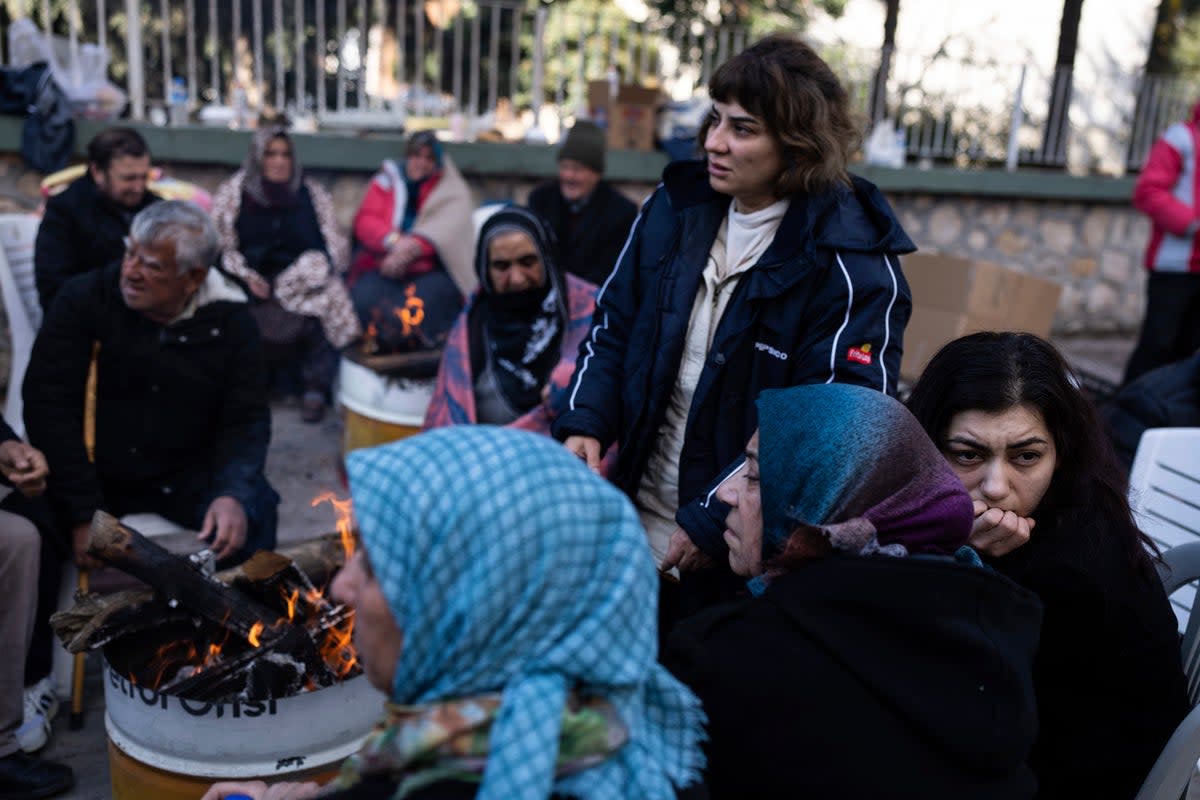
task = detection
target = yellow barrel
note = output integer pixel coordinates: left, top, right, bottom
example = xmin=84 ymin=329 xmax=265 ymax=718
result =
xmin=108 ymin=740 xmax=340 ymax=800
xmin=342 ymin=405 xmax=423 ymax=453
xmin=338 ymin=357 xmax=435 ymax=455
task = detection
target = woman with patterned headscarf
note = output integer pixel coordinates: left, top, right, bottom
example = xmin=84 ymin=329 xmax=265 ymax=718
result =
xmin=663 ymin=383 xmax=1045 ymax=800
xmin=423 ymin=207 xmax=602 ymax=440
xmin=212 ymin=125 xmax=361 ymax=423
xmin=203 ymin=426 xmax=706 ymax=800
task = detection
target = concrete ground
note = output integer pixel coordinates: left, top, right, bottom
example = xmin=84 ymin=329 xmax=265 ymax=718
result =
xmin=38 ymin=334 xmax=1143 ymax=799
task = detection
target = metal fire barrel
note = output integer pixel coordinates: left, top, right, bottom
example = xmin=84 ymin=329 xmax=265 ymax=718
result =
xmin=103 ymin=662 xmax=384 ymax=799
xmin=338 ymin=355 xmax=436 ymax=454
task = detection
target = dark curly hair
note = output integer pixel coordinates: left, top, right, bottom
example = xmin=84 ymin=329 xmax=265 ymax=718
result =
xmin=697 ymin=34 xmax=862 ymax=196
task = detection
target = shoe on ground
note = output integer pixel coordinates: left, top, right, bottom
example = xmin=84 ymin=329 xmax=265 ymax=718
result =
xmin=14 ymin=713 xmax=48 ymax=755
xmin=24 ymin=679 xmax=58 ymax=723
xmin=300 ymin=391 xmax=326 ymax=424
xmin=0 ymin=751 xmax=74 ymax=800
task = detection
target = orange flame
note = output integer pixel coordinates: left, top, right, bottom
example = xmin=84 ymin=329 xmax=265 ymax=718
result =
xmin=319 ymin=615 xmax=359 ymax=679
xmin=310 ymin=492 xmax=360 ymax=680
xmin=393 ymin=284 xmax=426 ymax=337
xmin=363 ymin=319 xmax=380 ymax=355
xmin=310 ymin=492 xmax=356 ymax=559
xmin=247 ymin=621 xmax=264 ymax=647
xmin=284 ymin=588 xmax=299 ymax=622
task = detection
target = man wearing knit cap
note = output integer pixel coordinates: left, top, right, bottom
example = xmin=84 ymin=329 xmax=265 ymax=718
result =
xmin=528 ymin=120 xmax=638 ymax=287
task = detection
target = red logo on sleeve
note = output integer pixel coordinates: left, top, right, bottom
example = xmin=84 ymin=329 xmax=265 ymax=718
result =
xmin=847 ymin=343 xmax=873 ymax=365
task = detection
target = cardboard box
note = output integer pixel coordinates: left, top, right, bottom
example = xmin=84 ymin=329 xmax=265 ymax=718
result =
xmin=899 ymin=253 xmax=1062 ymax=382
xmin=587 ymin=80 xmax=613 ymax=119
xmin=587 ymin=81 xmax=660 ymax=151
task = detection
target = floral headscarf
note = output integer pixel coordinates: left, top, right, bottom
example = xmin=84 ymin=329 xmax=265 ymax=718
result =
xmin=345 ymin=427 xmax=704 ymax=800
xmin=241 ymin=124 xmax=301 ymax=207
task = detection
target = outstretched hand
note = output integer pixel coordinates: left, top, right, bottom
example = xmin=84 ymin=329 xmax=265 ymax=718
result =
xmin=201 ymin=780 xmax=322 ymax=800
xmin=198 ymin=495 xmax=249 ymax=561
xmin=661 ymin=527 xmax=715 ymax=573
xmin=563 ymin=435 xmax=602 ymax=474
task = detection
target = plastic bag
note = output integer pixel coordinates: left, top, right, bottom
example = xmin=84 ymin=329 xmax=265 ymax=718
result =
xmin=863 ymin=118 xmax=907 ymax=168
xmin=7 ymin=18 xmax=127 ymax=120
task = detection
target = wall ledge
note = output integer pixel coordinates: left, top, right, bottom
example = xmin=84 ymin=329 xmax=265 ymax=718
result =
xmin=3 ymin=116 xmax=1134 ymax=203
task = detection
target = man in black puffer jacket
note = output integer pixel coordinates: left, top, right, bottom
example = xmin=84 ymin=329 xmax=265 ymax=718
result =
xmin=34 ymin=127 xmax=160 ymax=312
xmin=1102 ymin=350 xmax=1200 ymax=472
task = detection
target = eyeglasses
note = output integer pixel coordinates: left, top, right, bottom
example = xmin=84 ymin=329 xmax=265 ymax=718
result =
xmin=122 ymin=236 xmax=168 ymax=274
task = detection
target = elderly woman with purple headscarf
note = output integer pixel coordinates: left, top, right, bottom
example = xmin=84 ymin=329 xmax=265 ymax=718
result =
xmin=212 ymin=126 xmax=361 ymax=423
xmin=662 ymin=382 xmax=1044 ymax=800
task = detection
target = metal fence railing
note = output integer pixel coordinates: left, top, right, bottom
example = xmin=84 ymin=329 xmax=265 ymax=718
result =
xmin=0 ymin=0 xmax=1192 ymax=175
xmin=0 ymin=0 xmax=758 ymax=122
xmin=1126 ymin=72 xmax=1200 ymax=171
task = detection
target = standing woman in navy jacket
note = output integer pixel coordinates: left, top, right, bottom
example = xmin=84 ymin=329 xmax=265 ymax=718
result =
xmin=551 ymin=34 xmax=915 ymax=617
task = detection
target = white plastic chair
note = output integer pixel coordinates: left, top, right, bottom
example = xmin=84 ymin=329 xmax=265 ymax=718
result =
xmin=1130 ymin=428 xmax=1200 ymax=634
xmin=1137 ymin=542 xmax=1200 ymax=800
xmin=0 ymin=213 xmax=43 ymax=438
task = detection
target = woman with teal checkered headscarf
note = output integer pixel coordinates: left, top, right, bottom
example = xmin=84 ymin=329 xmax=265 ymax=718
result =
xmin=288 ymin=426 xmax=703 ymax=800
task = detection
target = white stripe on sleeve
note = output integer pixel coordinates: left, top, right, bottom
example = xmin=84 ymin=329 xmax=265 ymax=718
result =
xmin=826 ymin=252 xmax=854 ymax=384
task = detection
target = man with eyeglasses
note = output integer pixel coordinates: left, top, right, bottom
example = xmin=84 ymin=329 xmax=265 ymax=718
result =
xmin=24 ymin=201 xmax=279 ymax=575
xmin=34 ymin=127 xmax=161 ymax=312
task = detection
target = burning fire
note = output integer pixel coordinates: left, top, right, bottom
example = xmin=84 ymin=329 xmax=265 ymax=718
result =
xmin=130 ymin=495 xmax=361 ymax=693
xmin=360 ymin=285 xmax=431 ymax=355
xmin=284 ymin=589 xmax=299 ymax=621
xmin=362 ymin=320 xmax=379 ymax=355
xmin=311 ymin=492 xmax=356 ymax=560
xmin=309 ymin=493 xmax=359 ymax=679
xmin=394 ymin=284 xmax=426 ymax=337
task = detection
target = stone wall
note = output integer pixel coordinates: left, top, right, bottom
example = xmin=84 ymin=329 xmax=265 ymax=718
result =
xmin=891 ymin=194 xmax=1148 ymax=335
xmin=0 ymin=152 xmax=1149 ymax=337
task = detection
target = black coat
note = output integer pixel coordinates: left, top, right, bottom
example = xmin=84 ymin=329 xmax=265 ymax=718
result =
xmin=989 ymin=512 xmax=1189 ymax=799
xmin=1101 ymin=351 xmax=1200 ymax=472
xmin=23 ymin=263 xmax=275 ymax=541
xmin=34 ymin=173 xmax=160 ymax=312
xmin=528 ymin=179 xmax=638 ymax=286
xmin=663 ymin=556 xmax=1044 ymax=800
xmin=552 ymin=160 xmax=915 ymax=553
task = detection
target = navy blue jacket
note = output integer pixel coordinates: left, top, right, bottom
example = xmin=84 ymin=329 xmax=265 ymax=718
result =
xmin=1101 ymin=352 xmax=1200 ymax=472
xmin=552 ymin=160 xmax=915 ymax=555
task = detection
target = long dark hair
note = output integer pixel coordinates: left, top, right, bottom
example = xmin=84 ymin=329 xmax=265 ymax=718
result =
xmin=906 ymin=331 xmax=1158 ymax=576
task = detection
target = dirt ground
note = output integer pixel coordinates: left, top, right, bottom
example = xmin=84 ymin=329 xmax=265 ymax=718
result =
xmin=40 ymin=334 xmax=1148 ymax=799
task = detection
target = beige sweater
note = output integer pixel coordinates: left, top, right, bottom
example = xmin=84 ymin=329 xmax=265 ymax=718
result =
xmin=636 ymin=197 xmax=791 ymax=565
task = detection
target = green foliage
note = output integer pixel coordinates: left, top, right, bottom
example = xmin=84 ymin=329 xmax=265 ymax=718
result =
xmin=646 ymin=0 xmax=846 ymax=30
xmin=1174 ymin=9 xmax=1200 ymax=77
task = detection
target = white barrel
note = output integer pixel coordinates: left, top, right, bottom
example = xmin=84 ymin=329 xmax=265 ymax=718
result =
xmin=104 ymin=662 xmax=384 ymax=779
xmin=337 ymin=356 xmax=435 ymax=428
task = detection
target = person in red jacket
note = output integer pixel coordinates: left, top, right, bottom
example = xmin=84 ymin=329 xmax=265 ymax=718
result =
xmin=1126 ymin=102 xmax=1200 ymax=384
xmin=348 ymin=132 xmax=475 ymax=354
